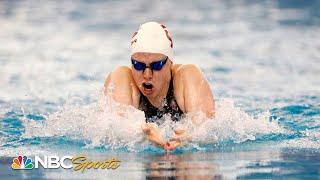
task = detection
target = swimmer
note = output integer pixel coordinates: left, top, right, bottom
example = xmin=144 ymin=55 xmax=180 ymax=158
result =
xmin=104 ymin=21 xmax=215 ymax=150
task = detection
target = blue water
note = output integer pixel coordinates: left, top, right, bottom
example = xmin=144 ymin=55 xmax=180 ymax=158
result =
xmin=0 ymin=0 xmax=319 ymax=179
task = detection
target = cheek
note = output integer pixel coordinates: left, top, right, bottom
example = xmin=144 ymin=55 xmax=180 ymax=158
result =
xmin=152 ymin=72 xmax=163 ymax=81
xmin=153 ymin=72 xmax=170 ymax=86
xmin=132 ymin=71 xmax=142 ymax=84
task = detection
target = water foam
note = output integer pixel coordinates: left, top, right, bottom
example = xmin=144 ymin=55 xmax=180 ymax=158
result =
xmin=22 ymin=91 xmax=146 ymax=151
xmin=21 ymin=91 xmax=285 ymax=152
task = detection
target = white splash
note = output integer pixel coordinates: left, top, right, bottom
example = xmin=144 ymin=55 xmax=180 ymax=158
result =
xmin=22 ymin=91 xmax=146 ymax=151
xmin=22 ymin=93 xmax=285 ymax=151
xmin=173 ymin=98 xmax=286 ymax=145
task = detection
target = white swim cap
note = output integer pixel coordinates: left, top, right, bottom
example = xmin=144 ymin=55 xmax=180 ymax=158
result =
xmin=131 ymin=21 xmax=173 ymax=60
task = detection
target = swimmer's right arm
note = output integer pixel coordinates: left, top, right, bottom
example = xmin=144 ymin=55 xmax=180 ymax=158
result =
xmin=104 ymin=66 xmax=137 ymax=106
xmin=104 ymin=67 xmax=169 ymax=149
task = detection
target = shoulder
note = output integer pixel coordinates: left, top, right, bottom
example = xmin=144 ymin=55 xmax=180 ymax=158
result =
xmin=104 ymin=66 xmax=140 ymax=107
xmin=105 ymin=66 xmax=131 ymax=81
xmin=171 ymin=64 xmax=204 ymax=111
xmin=104 ymin=66 xmax=133 ymax=90
xmin=172 ymin=64 xmax=215 ymax=118
xmin=173 ymin=64 xmax=203 ymax=83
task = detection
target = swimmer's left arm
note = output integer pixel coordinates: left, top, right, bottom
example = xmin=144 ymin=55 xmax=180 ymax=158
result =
xmin=166 ymin=65 xmax=215 ymax=150
xmin=181 ymin=64 xmax=215 ymax=120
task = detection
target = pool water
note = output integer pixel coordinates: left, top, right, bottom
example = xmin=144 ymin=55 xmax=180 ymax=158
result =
xmin=0 ymin=0 xmax=319 ymax=179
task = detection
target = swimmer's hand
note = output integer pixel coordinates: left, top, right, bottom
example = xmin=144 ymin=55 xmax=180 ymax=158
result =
xmin=141 ymin=123 xmax=168 ymax=149
xmin=166 ymin=129 xmax=191 ymax=150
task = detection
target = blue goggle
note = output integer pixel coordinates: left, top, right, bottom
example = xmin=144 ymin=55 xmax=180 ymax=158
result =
xmin=131 ymin=56 xmax=168 ymax=71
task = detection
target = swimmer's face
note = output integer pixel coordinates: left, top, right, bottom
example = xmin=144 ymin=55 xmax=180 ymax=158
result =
xmin=131 ymin=52 xmax=171 ymax=99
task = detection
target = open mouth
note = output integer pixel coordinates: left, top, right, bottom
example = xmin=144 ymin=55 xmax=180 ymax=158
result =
xmin=142 ymin=82 xmax=153 ymax=90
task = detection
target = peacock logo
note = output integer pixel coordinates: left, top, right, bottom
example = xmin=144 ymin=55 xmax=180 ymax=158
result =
xmin=11 ymin=155 xmax=34 ymax=170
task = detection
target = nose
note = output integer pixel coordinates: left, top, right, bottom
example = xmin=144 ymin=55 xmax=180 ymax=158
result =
xmin=143 ymin=68 xmax=153 ymax=80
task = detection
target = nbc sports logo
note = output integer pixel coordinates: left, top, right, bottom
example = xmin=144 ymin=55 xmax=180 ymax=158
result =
xmin=11 ymin=155 xmax=34 ymax=170
xmin=10 ymin=155 xmax=121 ymax=172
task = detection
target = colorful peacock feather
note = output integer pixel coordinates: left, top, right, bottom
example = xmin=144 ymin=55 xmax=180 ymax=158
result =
xmin=11 ymin=155 xmax=34 ymax=170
